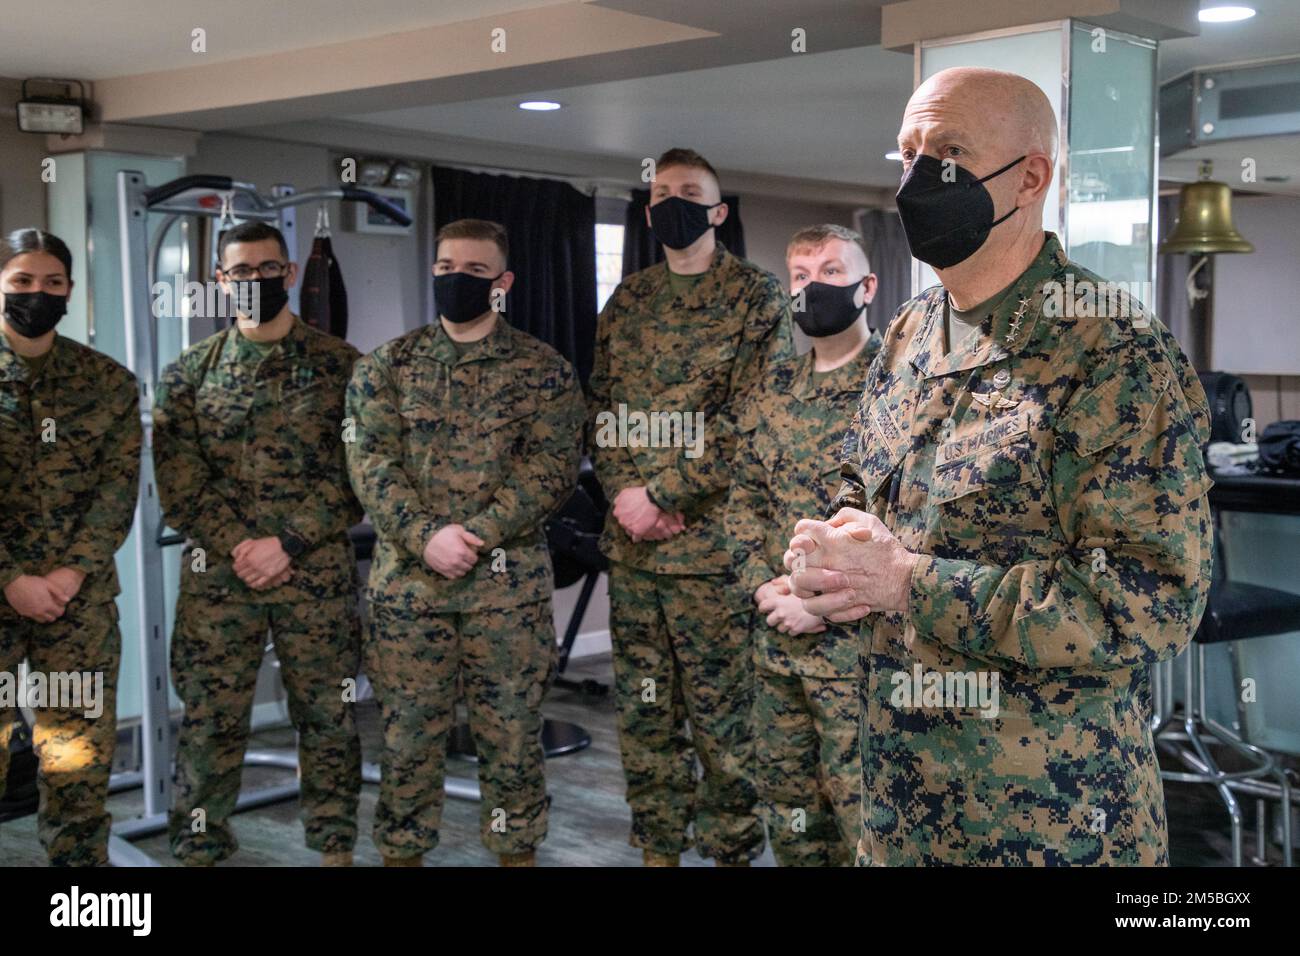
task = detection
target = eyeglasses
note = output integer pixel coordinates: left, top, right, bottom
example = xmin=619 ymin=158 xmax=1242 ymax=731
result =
xmin=222 ymin=261 xmax=288 ymax=281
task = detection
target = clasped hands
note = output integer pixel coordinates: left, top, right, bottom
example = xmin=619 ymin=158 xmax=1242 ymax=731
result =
xmin=232 ymin=537 xmax=294 ymax=590
xmin=764 ymin=507 xmax=918 ymax=626
xmin=422 ymin=524 xmax=486 ymax=579
xmin=612 ymin=486 xmax=685 ymax=543
xmin=3 ymin=567 xmax=87 ymax=623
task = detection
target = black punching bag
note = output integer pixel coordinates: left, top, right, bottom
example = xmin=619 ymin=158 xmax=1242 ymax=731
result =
xmin=301 ymin=221 xmax=349 ymax=338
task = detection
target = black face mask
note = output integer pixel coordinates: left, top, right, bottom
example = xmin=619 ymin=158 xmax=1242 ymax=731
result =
xmin=230 ymin=275 xmax=289 ymax=325
xmin=895 ymin=154 xmax=1025 ymax=269
xmin=434 ymin=271 xmax=503 ymax=324
xmin=793 ymin=281 xmax=864 ymax=337
xmin=3 ymin=290 xmax=68 ymax=338
xmin=649 ymin=196 xmax=721 ymax=250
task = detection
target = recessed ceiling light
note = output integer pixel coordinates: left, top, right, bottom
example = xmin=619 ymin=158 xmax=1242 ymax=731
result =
xmin=885 ymin=150 xmax=903 ymax=161
xmin=1199 ymin=5 xmax=1256 ymax=23
xmin=518 ymin=100 xmax=562 ymax=111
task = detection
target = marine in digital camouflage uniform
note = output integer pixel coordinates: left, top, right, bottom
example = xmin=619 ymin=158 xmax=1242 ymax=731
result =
xmin=152 ymin=223 xmax=363 ymax=866
xmin=0 ymin=229 xmax=140 ymax=867
xmin=725 ymin=225 xmax=882 ymax=866
xmin=826 ymin=233 xmax=1211 ymax=865
xmin=786 ymin=69 xmax=1212 ymax=867
xmin=587 ymin=150 xmax=793 ymax=865
xmin=346 ymin=219 xmax=584 ymax=865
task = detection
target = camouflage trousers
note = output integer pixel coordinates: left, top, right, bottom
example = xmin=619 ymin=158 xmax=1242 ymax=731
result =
xmin=607 ymin=563 xmax=764 ymax=863
xmin=168 ymin=592 xmax=362 ymax=864
xmin=364 ymin=598 xmax=556 ymax=858
xmin=753 ymin=666 xmax=860 ymax=866
xmin=0 ymin=600 xmax=120 ymax=867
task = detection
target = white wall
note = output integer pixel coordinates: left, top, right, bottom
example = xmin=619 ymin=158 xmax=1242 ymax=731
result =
xmin=189 ymin=133 xmax=430 ymax=357
xmin=1211 ymin=194 xmax=1300 ymax=377
xmin=735 ymin=192 xmax=859 ymax=281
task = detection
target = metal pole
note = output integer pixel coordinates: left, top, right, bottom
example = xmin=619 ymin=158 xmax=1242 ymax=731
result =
xmin=116 ymin=170 xmax=174 ymax=820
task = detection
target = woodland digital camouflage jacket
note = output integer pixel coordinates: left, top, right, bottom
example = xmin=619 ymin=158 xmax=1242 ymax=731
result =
xmin=834 ymin=233 xmax=1213 ymax=865
xmin=726 ymin=335 xmax=880 ymax=678
xmin=587 ymin=243 xmax=794 ymax=575
xmin=0 ymin=333 xmax=140 ymax=608
xmin=346 ymin=318 xmax=584 ymax=614
xmin=153 ymin=317 xmax=362 ymax=603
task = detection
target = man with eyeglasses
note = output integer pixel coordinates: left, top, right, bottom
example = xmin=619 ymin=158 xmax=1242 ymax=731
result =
xmin=152 ymin=221 xmax=364 ymax=866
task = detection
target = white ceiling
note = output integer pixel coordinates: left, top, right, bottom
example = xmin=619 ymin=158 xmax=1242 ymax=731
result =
xmin=343 ymin=45 xmax=916 ymax=188
xmin=0 ymin=0 xmax=574 ymax=79
xmin=330 ymin=0 xmax=1300 ymax=188
xmin=1 ymin=0 xmax=1297 ymax=190
xmin=1159 ymin=0 xmax=1300 ymax=80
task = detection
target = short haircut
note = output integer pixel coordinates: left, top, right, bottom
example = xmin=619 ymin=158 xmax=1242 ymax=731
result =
xmin=1 ymin=228 xmax=73 ymax=277
xmin=786 ymin=223 xmax=871 ymax=272
xmin=435 ymin=218 xmax=508 ymax=264
xmin=218 ymin=221 xmax=290 ymax=265
xmin=655 ymin=147 xmax=720 ymax=188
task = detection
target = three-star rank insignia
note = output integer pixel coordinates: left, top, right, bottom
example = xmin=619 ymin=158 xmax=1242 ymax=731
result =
xmin=1005 ymin=296 xmax=1029 ymax=345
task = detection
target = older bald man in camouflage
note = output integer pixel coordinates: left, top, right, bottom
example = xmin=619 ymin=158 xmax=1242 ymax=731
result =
xmin=786 ymin=68 xmax=1212 ymax=866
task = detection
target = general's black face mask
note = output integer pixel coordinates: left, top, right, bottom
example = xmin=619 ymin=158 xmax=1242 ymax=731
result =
xmin=231 ymin=275 xmax=289 ymax=324
xmin=649 ymin=196 xmax=721 ymax=250
xmin=794 ymin=281 xmax=864 ymax=337
xmin=3 ymin=290 xmax=67 ymax=338
xmin=435 ymin=271 xmax=503 ymax=324
xmin=895 ymin=154 xmax=1025 ymax=269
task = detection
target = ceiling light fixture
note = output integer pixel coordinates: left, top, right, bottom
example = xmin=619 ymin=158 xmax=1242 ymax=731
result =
xmin=1198 ymin=5 xmax=1256 ymax=23
xmin=519 ymin=100 xmax=562 ymax=111
xmin=885 ymin=150 xmax=903 ymax=161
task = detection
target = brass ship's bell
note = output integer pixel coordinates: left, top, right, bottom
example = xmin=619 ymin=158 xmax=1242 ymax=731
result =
xmin=1160 ymin=162 xmax=1253 ymax=255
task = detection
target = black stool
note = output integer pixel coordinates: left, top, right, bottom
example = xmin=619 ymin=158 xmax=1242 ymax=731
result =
xmin=1155 ymin=510 xmax=1299 ymax=866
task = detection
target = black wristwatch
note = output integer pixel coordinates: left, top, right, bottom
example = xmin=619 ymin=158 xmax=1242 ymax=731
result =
xmin=279 ymin=531 xmax=308 ymax=559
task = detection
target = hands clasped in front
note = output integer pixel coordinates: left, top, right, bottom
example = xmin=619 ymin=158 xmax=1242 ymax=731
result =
xmin=775 ymin=507 xmax=919 ymax=625
xmin=613 ymin=486 xmax=685 ymax=543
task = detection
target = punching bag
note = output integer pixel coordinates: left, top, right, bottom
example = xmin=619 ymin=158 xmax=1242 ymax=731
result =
xmin=300 ymin=211 xmax=349 ymax=338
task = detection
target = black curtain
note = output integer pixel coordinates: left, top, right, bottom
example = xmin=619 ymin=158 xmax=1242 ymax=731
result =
xmin=432 ymin=165 xmax=597 ymax=383
xmin=855 ymin=208 xmax=912 ymax=334
xmin=621 ymin=189 xmax=746 ymax=277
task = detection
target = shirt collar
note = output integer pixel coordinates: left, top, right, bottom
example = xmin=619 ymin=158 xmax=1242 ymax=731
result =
xmin=218 ymin=314 xmax=310 ymax=368
xmin=0 ymin=331 xmax=73 ymax=384
xmin=910 ymin=232 xmax=1065 ymax=380
xmin=418 ymin=316 xmax=516 ymax=366
xmin=645 ymin=241 xmax=734 ymax=310
xmin=788 ymin=330 xmax=882 ymax=401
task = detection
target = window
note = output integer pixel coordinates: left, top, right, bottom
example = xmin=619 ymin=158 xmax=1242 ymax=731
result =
xmin=596 ymin=222 xmax=624 ymax=312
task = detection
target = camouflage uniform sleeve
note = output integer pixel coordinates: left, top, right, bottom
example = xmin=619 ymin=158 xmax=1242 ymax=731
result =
xmin=463 ymin=360 xmax=585 ymax=552
xmin=908 ymin=343 xmax=1213 ymax=672
xmin=64 ymin=370 xmax=142 ymax=576
xmin=586 ymin=294 xmax=644 ymax=500
xmin=645 ymin=273 xmax=791 ymax=513
xmin=279 ymin=348 xmax=365 ymax=550
xmin=344 ymin=352 xmax=439 ymax=559
xmin=0 ymin=541 xmax=20 ymax=589
xmin=722 ymin=398 xmax=775 ymax=597
xmin=828 ymin=331 xmax=891 ymax=517
xmin=828 ymin=400 xmax=868 ymax=516
xmin=153 ymin=358 xmax=258 ymax=557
